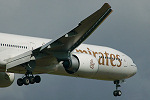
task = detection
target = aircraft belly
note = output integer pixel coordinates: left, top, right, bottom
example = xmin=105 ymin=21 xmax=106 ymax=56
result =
xmin=94 ymin=65 xmax=132 ymax=81
xmin=6 ymin=62 xmax=133 ymax=81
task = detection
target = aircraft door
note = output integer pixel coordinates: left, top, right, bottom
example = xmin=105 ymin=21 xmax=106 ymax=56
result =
xmin=123 ymin=55 xmax=128 ymax=67
xmin=30 ymin=42 xmax=36 ymax=50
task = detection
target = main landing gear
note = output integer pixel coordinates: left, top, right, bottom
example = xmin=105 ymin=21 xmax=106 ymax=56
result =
xmin=113 ymin=80 xmax=122 ymax=97
xmin=17 ymin=71 xmax=41 ymax=86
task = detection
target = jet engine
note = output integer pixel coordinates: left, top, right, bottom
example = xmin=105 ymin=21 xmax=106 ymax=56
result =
xmin=0 ymin=72 xmax=15 ymax=87
xmin=63 ymin=53 xmax=99 ymax=78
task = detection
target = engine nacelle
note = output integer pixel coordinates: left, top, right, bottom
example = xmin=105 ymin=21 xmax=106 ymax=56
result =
xmin=63 ymin=53 xmax=99 ymax=78
xmin=0 ymin=72 xmax=15 ymax=87
xmin=63 ymin=55 xmax=79 ymax=74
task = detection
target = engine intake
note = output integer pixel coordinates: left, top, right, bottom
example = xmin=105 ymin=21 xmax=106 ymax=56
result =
xmin=63 ymin=53 xmax=99 ymax=78
xmin=0 ymin=72 xmax=14 ymax=87
xmin=63 ymin=55 xmax=79 ymax=74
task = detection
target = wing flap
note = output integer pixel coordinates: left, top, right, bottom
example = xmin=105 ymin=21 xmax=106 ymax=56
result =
xmin=6 ymin=51 xmax=32 ymax=70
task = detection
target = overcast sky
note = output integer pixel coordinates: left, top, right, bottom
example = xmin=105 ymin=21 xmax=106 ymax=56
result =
xmin=0 ymin=0 xmax=149 ymax=100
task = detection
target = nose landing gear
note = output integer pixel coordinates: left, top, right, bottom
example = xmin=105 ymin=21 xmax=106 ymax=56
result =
xmin=113 ymin=80 xmax=122 ymax=97
xmin=17 ymin=71 xmax=41 ymax=86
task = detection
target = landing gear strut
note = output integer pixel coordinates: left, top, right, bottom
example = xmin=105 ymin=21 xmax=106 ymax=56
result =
xmin=113 ymin=80 xmax=122 ymax=97
xmin=17 ymin=70 xmax=41 ymax=86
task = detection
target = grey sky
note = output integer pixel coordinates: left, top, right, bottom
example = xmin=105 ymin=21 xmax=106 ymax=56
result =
xmin=0 ymin=0 xmax=149 ymax=100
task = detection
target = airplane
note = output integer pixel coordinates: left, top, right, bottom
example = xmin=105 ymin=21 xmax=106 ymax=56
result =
xmin=0 ymin=3 xmax=137 ymax=97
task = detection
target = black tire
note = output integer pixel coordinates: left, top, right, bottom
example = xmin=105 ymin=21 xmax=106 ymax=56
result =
xmin=17 ymin=78 xmax=23 ymax=86
xmin=29 ymin=76 xmax=35 ymax=84
xmin=117 ymin=90 xmax=122 ymax=96
xmin=23 ymin=77 xmax=30 ymax=85
xmin=113 ymin=90 xmax=122 ymax=97
xmin=34 ymin=75 xmax=41 ymax=83
xmin=113 ymin=90 xmax=118 ymax=97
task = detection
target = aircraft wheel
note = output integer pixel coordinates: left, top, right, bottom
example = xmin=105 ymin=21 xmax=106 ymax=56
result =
xmin=113 ymin=90 xmax=122 ymax=97
xmin=23 ymin=77 xmax=30 ymax=85
xmin=29 ymin=76 xmax=35 ymax=84
xmin=17 ymin=78 xmax=23 ymax=86
xmin=117 ymin=90 xmax=122 ymax=96
xmin=113 ymin=90 xmax=118 ymax=96
xmin=34 ymin=75 xmax=41 ymax=83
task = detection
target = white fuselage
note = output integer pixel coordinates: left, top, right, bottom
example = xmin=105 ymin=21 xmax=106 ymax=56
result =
xmin=0 ymin=33 xmax=137 ymax=81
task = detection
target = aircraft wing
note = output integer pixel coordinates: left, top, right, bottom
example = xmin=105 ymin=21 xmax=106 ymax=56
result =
xmin=40 ymin=3 xmax=112 ymax=53
xmin=6 ymin=3 xmax=112 ymax=72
